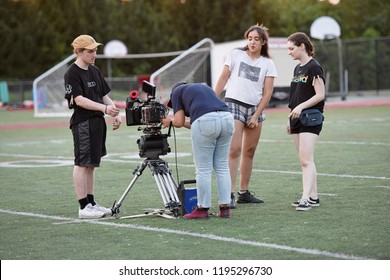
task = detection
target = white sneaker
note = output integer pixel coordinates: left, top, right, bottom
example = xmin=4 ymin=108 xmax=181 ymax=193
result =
xmin=79 ymin=203 xmax=106 ymax=219
xmin=93 ymin=204 xmax=112 ymax=216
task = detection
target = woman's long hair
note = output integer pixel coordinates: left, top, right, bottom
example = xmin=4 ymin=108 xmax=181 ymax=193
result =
xmin=240 ymin=24 xmax=271 ymax=58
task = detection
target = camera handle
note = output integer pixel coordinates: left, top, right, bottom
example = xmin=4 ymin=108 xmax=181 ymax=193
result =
xmin=167 ymin=121 xmax=173 ymax=137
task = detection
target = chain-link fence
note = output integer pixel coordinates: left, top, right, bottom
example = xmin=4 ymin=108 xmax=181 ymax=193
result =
xmin=316 ymin=36 xmax=390 ymax=97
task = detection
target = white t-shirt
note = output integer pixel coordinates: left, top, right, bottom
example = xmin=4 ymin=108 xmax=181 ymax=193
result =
xmin=224 ymin=49 xmax=278 ymax=105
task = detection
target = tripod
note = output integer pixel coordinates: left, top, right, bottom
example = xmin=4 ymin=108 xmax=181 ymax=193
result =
xmin=111 ymin=126 xmax=181 ymax=219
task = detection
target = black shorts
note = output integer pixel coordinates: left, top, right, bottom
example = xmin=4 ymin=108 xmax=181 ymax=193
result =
xmin=72 ymin=117 xmax=107 ymax=167
xmin=289 ymin=118 xmax=323 ymax=135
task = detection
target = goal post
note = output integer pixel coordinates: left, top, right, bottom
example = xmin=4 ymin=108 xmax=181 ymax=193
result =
xmin=33 ymin=54 xmax=76 ymax=117
xmin=150 ymin=38 xmax=214 ymax=106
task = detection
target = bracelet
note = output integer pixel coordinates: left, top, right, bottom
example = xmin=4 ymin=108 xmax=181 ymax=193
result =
xmin=104 ymin=105 xmax=107 ymax=114
xmin=252 ymin=115 xmax=259 ymax=118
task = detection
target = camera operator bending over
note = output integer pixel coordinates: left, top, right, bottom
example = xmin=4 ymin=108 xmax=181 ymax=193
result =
xmin=161 ymin=83 xmax=235 ymax=219
xmin=64 ymin=35 xmax=122 ymax=219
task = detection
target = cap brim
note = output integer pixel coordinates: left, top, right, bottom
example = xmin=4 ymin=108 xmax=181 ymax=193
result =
xmin=84 ymin=43 xmax=103 ymax=50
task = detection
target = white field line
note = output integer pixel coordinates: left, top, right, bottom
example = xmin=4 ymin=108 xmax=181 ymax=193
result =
xmin=0 ymin=152 xmax=389 ymax=181
xmin=0 ymin=209 xmax=370 ymax=260
xmin=266 ymin=139 xmax=390 ymax=146
xmin=251 ymin=168 xmax=390 ymax=181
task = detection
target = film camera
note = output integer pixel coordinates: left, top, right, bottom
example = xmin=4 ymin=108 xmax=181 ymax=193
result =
xmin=126 ymin=81 xmax=170 ymax=159
xmin=112 ymin=81 xmax=182 ymax=218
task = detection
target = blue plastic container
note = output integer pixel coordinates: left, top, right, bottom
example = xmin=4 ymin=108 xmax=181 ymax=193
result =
xmin=182 ymin=188 xmax=197 ymax=214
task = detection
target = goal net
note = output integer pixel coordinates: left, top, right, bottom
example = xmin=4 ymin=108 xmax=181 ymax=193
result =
xmin=150 ymin=38 xmax=214 ymax=106
xmin=33 ymin=54 xmax=76 ymax=117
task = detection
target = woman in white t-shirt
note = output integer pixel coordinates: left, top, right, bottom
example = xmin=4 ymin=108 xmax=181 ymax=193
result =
xmin=215 ymin=24 xmax=277 ymax=208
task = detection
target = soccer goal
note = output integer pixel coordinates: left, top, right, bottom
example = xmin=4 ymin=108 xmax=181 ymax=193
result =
xmin=150 ymin=38 xmax=214 ymax=106
xmin=33 ymin=54 xmax=76 ymax=117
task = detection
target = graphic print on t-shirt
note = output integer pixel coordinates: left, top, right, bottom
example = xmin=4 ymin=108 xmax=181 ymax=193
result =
xmin=238 ymin=62 xmax=260 ymax=82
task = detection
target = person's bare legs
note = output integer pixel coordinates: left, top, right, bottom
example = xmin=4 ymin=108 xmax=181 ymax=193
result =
xmin=292 ymin=132 xmax=318 ymax=209
xmin=73 ymin=166 xmax=95 ymax=200
xmin=238 ymin=123 xmax=262 ymax=191
xmin=228 ymin=120 xmax=245 ymax=193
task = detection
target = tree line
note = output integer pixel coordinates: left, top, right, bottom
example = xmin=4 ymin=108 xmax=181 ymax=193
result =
xmin=0 ymin=0 xmax=389 ymax=80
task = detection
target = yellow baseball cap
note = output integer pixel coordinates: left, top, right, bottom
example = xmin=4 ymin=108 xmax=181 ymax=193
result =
xmin=71 ymin=35 xmax=103 ymax=50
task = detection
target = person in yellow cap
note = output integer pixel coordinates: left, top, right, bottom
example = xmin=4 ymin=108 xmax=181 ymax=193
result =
xmin=64 ymin=35 xmax=122 ymax=219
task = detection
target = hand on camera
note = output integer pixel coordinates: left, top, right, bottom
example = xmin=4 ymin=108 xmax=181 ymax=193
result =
xmin=161 ymin=117 xmax=173 ymax=128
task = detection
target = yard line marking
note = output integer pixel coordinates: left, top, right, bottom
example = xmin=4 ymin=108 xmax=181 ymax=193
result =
xmin=251 ymin=168 xmax=390 ymax=180
xmin=261 ymin=139 xmax=390 ymax=146
xmin=0 ymin=153 xmax=73 ymax=159
xmin=0 ymin=153 xmax=388 ymax=181
xmin=0 ymin=209 xmax=370 ymax=260
xmin=373 ymin=185 xmax=390 ymax=190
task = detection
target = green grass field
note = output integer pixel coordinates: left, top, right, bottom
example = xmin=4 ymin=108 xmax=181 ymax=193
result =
xmin=0 ymin=104 xmax=389 ymax=260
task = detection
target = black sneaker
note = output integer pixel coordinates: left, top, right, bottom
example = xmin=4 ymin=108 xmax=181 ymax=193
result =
xmin=308 ymin=197 xmax=320 ymax=207
xmin=237 ymin=191 xmax=264 ymax=204
xmin=229 ymin=193 xmax=236 ymax=209
xmin=296 ymin=199 xmax=312 ymax=211
xmin=292 ymin=197 xmax=320 ymax=207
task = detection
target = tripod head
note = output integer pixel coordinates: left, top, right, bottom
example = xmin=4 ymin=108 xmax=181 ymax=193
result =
xmin=136 ymin=122 xmax=173 ymax=159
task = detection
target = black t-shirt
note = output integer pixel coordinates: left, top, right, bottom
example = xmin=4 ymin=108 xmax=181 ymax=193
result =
xmin=288 ymin=59 xmax=325 ymax=112
xmin=171 ymin=83 xmax=230 ymax=124
xmin=64 ymin=63 xmax=111 ymax=127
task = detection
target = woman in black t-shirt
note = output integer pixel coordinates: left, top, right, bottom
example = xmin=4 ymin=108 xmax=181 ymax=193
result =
xmin=286 ymin=32 xmax=325 ymax=211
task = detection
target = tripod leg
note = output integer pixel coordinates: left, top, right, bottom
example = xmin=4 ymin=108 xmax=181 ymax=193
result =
xmin=162 ymin=173 xmax=181 ymax=202
xmin=148 ymin=160 xmax=181 ymax=216
xmin=111 ymin=161 xmax=148 ymax=216
xmin=153 ymin=172 xmax=170 ymax=206
xmin=161 ymin=173 xmax=182 ymax=217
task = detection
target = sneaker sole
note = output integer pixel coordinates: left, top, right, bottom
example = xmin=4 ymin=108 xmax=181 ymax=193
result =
xmin=79 ymin=213 xmax=106 ymax=219
xmin=292 ymin=201 xmax=319 ymax=207
xmin=296 ymin=206 xmax=312 ymax=211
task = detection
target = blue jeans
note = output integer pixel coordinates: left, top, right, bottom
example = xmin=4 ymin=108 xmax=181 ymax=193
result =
xmin=191 ymin=111 xmax=234 ymax=208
